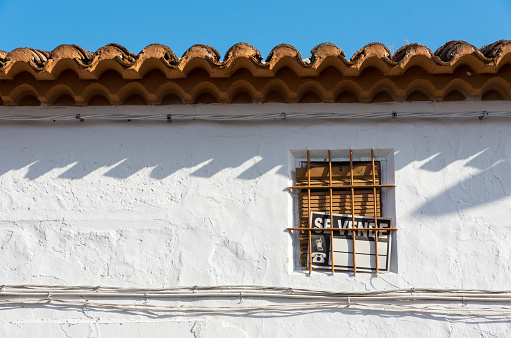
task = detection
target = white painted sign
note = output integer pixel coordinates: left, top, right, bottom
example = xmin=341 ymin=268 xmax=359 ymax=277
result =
xmin=309 ymin=212 xmax=392 ymax=272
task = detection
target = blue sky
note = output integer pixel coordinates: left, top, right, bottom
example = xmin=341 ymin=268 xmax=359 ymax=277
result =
xmin=1 ymin=0 xmax=510 ymax=59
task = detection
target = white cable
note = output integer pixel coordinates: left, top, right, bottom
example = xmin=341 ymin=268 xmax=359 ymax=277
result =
xmin=0 ymin=111 xmax=506 ymax=122
xmin=1 ymin=285 xmax=511 ymax=317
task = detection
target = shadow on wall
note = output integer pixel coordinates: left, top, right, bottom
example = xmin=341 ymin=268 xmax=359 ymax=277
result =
xmin=0 ymin=122 xmax=510 ymax=217
xmin=0 ymin=302 xmax=507 ymax=324
xmin=0 ymin=123 xmax=288 ymax=182
xmin=414 ymin=157 xmax=510 ymax=216
xmin=393 ymin=135 xmax=511 ymax=216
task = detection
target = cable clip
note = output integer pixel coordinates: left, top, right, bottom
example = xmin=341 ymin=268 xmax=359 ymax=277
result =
xmin=346 ymin=297 xmax=351 ymax=308
xmin=167 ymin=114 xmax=172 ymax=123
xmin=462 ymin=296 xmax=467 ymax=307
xmin=76 ymin=114 xmax=84 ymax=122
xmin=47 ymin=292 xmax=52 ymax=302
xmin=479 ymin=111 xmax=488 ymax=120
xmin=281 ymin=112 xmax=286 ymax=120
xmin=392 ymin=112 xmax=397 ymax=118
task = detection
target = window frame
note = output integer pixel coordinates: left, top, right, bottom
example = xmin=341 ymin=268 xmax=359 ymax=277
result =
xmin=287 ymin=149 xmax=396 ymax=275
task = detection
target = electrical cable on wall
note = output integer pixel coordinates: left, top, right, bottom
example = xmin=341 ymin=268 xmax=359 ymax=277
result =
xmin=0 ymin=110 xmax=503 ymax=122
xmin=1 ymin=285 xmax=511 ymax=317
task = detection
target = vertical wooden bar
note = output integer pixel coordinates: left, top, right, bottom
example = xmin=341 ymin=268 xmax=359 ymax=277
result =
xmin=350 ymin=149 xmax=357 ymax=274
xmin=328 ymin=150 xmax=334 ymax=274
xmin=307 ymin=150 xmax=312 ymax=275
xmin=371 ymin=149 xmax=379 ymax=274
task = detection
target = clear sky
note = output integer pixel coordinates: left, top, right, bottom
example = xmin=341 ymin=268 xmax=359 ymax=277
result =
xmin=1 ymin=0 xmax=510 ymax=60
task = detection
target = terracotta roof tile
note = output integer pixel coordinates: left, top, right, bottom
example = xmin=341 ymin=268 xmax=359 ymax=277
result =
xmin=0 ymin=41 xmax=510 ymax=105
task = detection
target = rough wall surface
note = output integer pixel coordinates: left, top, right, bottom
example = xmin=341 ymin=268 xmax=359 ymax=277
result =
xmin=0 ymin=104 xmax=510 ymax=336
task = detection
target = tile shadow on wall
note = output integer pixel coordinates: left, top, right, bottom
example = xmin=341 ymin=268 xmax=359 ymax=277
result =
xmin=0 ymin=123 xmax=509 ymax=217
xmin=0 ymin=124 xmax=287 ymax=182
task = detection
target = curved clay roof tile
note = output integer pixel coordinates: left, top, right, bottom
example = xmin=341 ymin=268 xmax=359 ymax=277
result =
xmin=308 ymin=42 xmax=346 ymax=65
xmin=49 ymin=44 xmax=94 ymax=67
xmin=223 ymin=42 xmax=263 ymax=63
xmin=181 ymin=44 xmax=221 ymax=63
xmin=434 ymin=41 xmax=479 ymax=62
xmin=480 ymin=40 xmax=511 ymax=59
xmin=265 ymin=44 xmax=302 ymax=63
xmin=94 ymin=44 xmax=137 ymax=67
xmin=392 ymin=43 xmax=433 ymax=63
xmin=350 ymin=42 xmax=394 ymax=64
xmin=138 ymin=44 xmax=179 ymax=67
xmin=3 ymin=48 xmax=50 ymax=70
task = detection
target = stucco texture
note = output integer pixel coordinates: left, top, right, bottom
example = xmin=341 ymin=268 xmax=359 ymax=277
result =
xmin=0 ymin=106 xmax=510 ymax=336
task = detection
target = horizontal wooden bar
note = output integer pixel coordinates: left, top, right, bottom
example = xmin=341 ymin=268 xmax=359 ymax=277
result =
xmin=299 ymin=205 xmax=380 ymax=209
xmin=298 ymin=207 xmax=381 ymax=213
xmin=299 ymin=193 xmax=381 ymax=198
xmin=296 ymin=163 xmax=380 ymax=180
xmin=299 ymin=196 xmax=381 ymax=201
xmin=300 ymin=190 xmax=378 ymax=193
xmin=299 ymin=199 xmax=381 ymax=204
xmin=296 ymin=178 xmax=380 ymax=184
xmin=297 ymin=176 xmax=379 ymax=181
xmin=288 ymin=227 xmax=398 ymax=231
xmin=299 ymin=209 xmax=381 ymax=214
xmin=300 ymin=189 xmax=378 ymax=193
xmin=299 ymin=200 xmax=380 ymax=205
xmin=289 ymin=184 xmax=395 ymax=189
xmin=298 ymin=209 xmax=381 ymax=214
xmin=296 ymin=181 xmax=379 ymax=187
xmin=299 ymin=197 xmax=381 ymax=202
xmin=299 ymin=207 xmax=381 ymax=212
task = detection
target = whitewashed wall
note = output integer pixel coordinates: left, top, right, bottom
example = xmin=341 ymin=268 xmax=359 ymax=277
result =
xmin=0 ymin=103 xmax=510 ymax=337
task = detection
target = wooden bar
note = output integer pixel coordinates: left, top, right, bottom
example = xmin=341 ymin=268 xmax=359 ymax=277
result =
xmin=296 ymin=163 xmax=380 ymax=180
xmin=298 ymin=199 xmax=381 ymax=205
xmin=307 ymin=150 xmax=312 ymax=275
xmin=371 ymin=149 xmax=379 ymax=274
xmin=295 ymin=179 xmax=380 ymax=185
xmin=299 ymin=210 xmax=381 ymax=216
xmin=328 ymin=150 xmax=334 ymax=274
xmin=288 ymin=227 xmax=398 ymax=231
xmin=298 ymin=207 xmax=381 ymax=212
xmin=296 ymin=177 xmax=381 ymax=182
xmin=299 ymin=208 xmax=381 ymax=213
xmin=298 ymin=199 xmax=381 ymax=203
xmin=298 ymin=196 xmax=381 ymax=202
xmin=298 ymin=203 xmax=381 ymax=209
xmin=350 ymin=149 xmax=356 ymax=274
xmin=289 ymin=184 xmax=395 ymax=189
xmin=299 ymin=193 xmax=381 ymax=198
xmin=298 ymin=203 xmax=381 ymax=208
xmin=299 ymin=203 xmax=381 ymax=208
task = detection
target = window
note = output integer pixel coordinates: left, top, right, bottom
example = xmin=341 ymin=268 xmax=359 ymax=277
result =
xmin=288 ymin=149 xmax=396 ymax=274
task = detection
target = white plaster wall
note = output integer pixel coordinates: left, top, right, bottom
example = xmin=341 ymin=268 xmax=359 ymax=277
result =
xmin=0 ymin=104 xmax=510 ymax=336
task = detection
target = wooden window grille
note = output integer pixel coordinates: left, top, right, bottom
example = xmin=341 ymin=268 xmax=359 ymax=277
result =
xmin=288 ymin=149 xmax=396 ymax=274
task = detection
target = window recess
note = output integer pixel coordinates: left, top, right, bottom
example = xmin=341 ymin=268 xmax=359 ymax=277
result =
xmin=287 ymin=149 xmax=396 ymax=275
